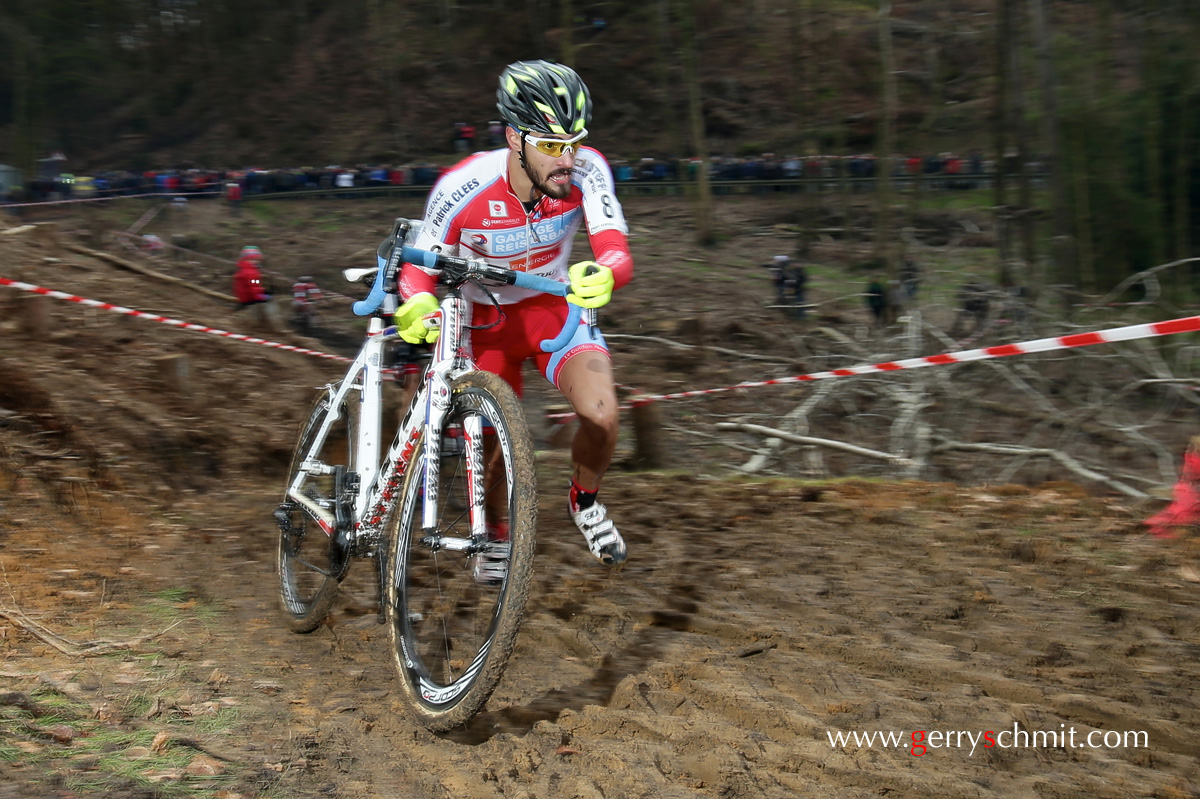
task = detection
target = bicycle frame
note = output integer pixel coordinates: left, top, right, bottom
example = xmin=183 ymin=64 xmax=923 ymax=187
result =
xmin=285 ymin=219 xmax=580 ymax=557
xmin=284 ymin=295 xmax=475 ymax=553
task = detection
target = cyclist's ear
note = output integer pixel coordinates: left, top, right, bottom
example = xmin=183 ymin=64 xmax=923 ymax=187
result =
xmin=505 ymin=126 xmax=523 ymax=152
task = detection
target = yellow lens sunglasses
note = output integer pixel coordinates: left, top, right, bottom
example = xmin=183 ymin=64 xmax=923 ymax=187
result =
xmin=524 ymin=130 xmax=589 ymax=157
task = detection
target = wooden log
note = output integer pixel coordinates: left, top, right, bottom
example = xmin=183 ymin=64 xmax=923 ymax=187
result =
xmin=17 ymin=294 xmax=50 ymax=337
xmin=544 ymin=405 xmax=577 ymax=450
xmin=152 ymin=353 xmax=191 ymax=397
xmin=629 ymin=402 xmax=666 ymax=469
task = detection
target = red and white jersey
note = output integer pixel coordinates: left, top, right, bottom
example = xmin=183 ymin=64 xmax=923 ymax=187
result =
xmin=402 ymin=147 xmax=631 ymax=305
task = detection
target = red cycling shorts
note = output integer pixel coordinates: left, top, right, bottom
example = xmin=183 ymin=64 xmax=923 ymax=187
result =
xmin=470 ymin=293 xmax=609 ymax=397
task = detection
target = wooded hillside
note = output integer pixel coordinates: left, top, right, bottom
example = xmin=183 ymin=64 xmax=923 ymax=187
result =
xmin=4 ymin=0 xmax=1200 ymax=298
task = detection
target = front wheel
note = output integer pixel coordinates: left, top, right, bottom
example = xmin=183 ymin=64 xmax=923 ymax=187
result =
xmin=386 ymin=370 xmax=537 ymax=731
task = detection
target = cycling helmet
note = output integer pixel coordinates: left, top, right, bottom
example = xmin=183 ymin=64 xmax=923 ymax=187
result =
xmin=497 ymin=60 xmax=592 ymax=136
xmin=240 ymin=246 xmax=262 ymax=260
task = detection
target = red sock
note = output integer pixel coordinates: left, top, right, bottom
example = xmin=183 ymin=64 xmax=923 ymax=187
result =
xmin=487 ymin=519 xmax=509 ymax=542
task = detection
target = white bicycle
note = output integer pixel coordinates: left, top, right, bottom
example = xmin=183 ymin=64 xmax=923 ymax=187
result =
xmin=274 ymin=217 xmax=586 ymax=730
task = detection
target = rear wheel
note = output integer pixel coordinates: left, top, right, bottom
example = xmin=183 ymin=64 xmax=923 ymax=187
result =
xmin=277 ymin=388 xmax=356 ymax=633
xmin=386 ymin=370 xmax=537 ymax=731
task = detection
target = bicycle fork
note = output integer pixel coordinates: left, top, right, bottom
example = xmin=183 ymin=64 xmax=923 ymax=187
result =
xmin=415 ymin=296 xmax=488 ymax=550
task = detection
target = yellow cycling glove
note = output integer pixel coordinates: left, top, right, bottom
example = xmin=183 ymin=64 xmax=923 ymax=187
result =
xmin=566 ymin=261 xmax=615 ymax=309
xmin=394 ymin=292 xmax=440 ymax=344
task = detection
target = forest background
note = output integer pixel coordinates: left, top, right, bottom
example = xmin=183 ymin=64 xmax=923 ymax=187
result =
xmin=2 ymin=0 xmax=1200 ymax=304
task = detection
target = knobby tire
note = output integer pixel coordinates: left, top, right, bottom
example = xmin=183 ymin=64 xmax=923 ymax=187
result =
xmin=386 ymin=370 xmax=538 ymax=731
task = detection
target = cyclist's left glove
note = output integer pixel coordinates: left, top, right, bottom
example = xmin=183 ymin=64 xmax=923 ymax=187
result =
xmin=567 ymin=261 xmax=615 ymax=309
xmin=394 ymin=292 xmax=440 ymax=344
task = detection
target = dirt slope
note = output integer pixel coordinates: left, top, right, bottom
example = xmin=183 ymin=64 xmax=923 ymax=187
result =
xmin=0 ymin=199 xmax=1198 ymax=799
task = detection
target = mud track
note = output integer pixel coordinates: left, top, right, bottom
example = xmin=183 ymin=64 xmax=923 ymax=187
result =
xmin=1 ymin=198 xmax=1198 ymax=798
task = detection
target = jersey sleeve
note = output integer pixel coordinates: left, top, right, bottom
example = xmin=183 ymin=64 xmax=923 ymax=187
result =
xmin=398 ymin=173 xmax=462 ymax=299
xmin=588 ymin=228 xmax=634 ymax=291
xmin=574 ymin=150 xmax=632 ymax=289
xmin=573 ymin=149 xmax=628 ymax=237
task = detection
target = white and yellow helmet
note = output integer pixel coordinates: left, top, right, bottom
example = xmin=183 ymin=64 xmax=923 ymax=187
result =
xmin=497 ymin=60 xmax=592 ymax=136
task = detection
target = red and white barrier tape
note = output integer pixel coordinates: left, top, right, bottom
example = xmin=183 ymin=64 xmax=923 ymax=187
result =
xmin=0 ymin=276 xmax=350 ymax=363
xmin=626 ymin=315 xmax=1200 ymax=407
xmin=5 ymin=274 xmax=1199 ymax=414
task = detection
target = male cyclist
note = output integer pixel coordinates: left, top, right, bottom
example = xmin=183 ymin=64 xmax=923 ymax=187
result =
xmin=393 ymin=60 xmax=632 ymax=581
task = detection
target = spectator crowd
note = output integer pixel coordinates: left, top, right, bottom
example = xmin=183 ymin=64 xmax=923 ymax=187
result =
xmin=7 ymin=146 xmax=1031 ymax=207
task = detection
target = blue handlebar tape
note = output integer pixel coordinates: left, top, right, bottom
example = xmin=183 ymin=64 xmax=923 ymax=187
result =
xmin=400 ymin=245 xmax=440 ymax=269
xmin=511 ymin=271 xmax=579 ymax=351
xmin=393 ymin=245 xmax=580 ymax=351
xmin=512 ymin=270 xmax=568 ymax=297
xmin=352 ymin=253 xmax=390 ymax=316
xmin=539 ymin=302 xmax=583 ymax=352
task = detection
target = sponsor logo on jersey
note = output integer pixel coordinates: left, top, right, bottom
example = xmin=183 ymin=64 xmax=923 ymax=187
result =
xmin=489 ymin=200 xmax=507 ymax=217
xmin=470 ymin=233 xmax=488 ymax=248
xmin=508 ymin=249 xmax=560 ymax=273
xmin=482 ymin=212 xmax=579 ymax=256
xmin=430 ymin=177 xmax=482 ymax=227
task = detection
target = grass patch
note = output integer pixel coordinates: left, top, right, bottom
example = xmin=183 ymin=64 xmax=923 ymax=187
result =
xmin=2 ymin=687 xmax=243 ymax=798
xmin=141 ymin=588 xmax=223 ymax=624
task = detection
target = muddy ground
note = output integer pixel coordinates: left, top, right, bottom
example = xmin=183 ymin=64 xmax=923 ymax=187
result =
xmin=0 ymin=195 xmax=1198 ymax=799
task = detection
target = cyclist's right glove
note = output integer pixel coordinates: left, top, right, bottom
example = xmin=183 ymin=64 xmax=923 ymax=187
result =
xmin=394 ymin=292 xmax=440 ymax=344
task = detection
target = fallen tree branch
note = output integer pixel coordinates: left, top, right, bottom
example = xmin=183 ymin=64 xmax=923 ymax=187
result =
xmin=716 ymin=421 xmax=914 ymax=466
xmin=64 ymin=243 xmax=236 ymax=303
xmin=931 ymin=438 xmax=1149 ymax=499
xmin=0 ymin=606 xmax=182 ymax=657
xmin=605 ymin=333 xmax=802 ymax=366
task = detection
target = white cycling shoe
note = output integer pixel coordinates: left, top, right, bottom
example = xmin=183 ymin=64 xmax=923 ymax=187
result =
xmin=570 ymin=502 xmax=627 ymax=567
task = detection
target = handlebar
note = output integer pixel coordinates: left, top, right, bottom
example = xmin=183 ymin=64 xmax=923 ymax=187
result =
xmin=391 ymin=242 xmax=583 ymax=352
xmin=351 ymin=249 xmax=396 ymax=317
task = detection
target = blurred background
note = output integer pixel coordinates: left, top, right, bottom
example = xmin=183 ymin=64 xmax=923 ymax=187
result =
xmin=2 ymin=0 xmax=1200 ymax=302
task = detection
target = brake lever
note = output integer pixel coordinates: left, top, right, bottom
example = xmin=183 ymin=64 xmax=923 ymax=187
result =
xmin=583 ymin=265 xmax=600 ymax=340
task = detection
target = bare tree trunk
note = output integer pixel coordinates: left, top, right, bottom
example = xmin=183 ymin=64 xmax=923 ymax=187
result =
xmin=1013 ymin=25 xmax=1035 ymax=279
xmin=1029 ymin=0 xmax=1076 ymax=296
xmin=1173 ymin=85 xmax=1193 ymax=262
xmin=655 ymin=0 xmax=684 ymax=157
xmin=1136 ymin=9 xmax=1166 ymax=271
xmin=793 ymin=0 xmax=813 ymax=151
xmin=874 ymin=1 xmax=897 ymax=274
xmin=560 ymin=0 xmax=576 ymax=66
xmin=677 ymin=0 xmax=715 ymax=245
xmin=367 ymin=0 xmax=404 ymax=157
xmin=906 ymin=11 xmax=942 ymax=254
xmin=832 ymin=14 xmax=849 ymax=219
xmin=11 ymin=25 xmax=36 ymax=178
xmin=1071 ymin=144 xmax=1097 ymax=292
xmin=993 ymin=0 xmax=1012 ymax=269
xmin=1003 ymin=0 xmax=1037 ymax=292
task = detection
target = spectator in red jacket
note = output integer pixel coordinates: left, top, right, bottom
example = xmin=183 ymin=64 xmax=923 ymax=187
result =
xmin=233 ymin=246 xmax=271 ymax=307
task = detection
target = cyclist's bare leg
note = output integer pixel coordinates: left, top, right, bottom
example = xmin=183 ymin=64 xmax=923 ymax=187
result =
xmin=483 ymin=435 xmax=508 ymax=530
xmin=555 ymin=350 xmax=619 ymax=491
